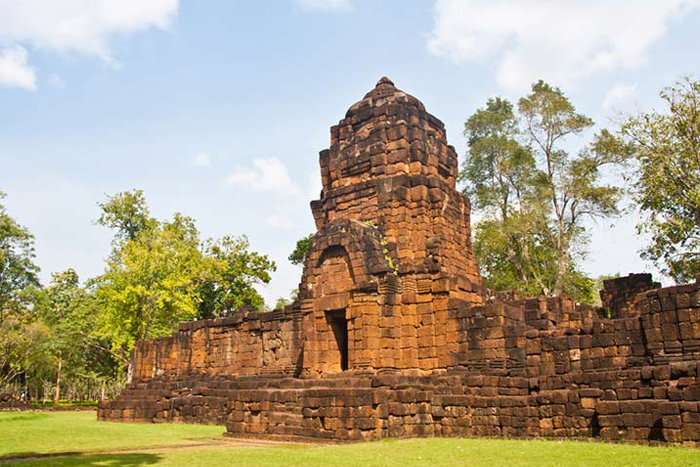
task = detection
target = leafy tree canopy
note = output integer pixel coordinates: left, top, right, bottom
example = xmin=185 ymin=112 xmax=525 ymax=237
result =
xmin=0 ymin=191 xmax=39 ymax=314
xmin=41 ymin=269 xmax=120 ymax=376
xmin=0 ymin=191 xmax=44 ymax=386
xmin=198 ymin=235 xmax=276 ymax=319
xmin=461 ymin=81 xmax=628 ymax=302
xmin=97 ymin=189 xmax=155 ymax=243
xmin=288 ymin=234 xmax=314 ymax=266
xmin=619 ymin=77 xmax=700 ymax=283
xmin=93 ymin=191 xmax=276 ymax=359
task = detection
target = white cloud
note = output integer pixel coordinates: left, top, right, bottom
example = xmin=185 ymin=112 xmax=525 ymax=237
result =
xmin=47 ymin=73 xmax=65 ymax=89
xmin=0 ymin=0 xmax=178 ymax=88
xmin=0 ymin=45 xmax=36 ymax=90
xmin=226 ymin=157 xmax=300 ymax=195
xmin=427 ymin=0 xmax=698 ymax=92
xmin=293 ymin=0 xmax=353 ymax=12
xmin=602 ymin=83 xmax=638 ymax=110
xmin=193 ymin=151 xmax=212 ymax=167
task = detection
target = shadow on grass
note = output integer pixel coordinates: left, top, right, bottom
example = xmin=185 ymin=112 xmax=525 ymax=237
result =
xmin=1 ymin=452 xmax=162 ymax=466
xmin=0 ymin=413 xmax=50 ymax=423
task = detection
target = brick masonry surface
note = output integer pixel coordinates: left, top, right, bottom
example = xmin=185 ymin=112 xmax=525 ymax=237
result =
xmin=99 ymin=78 xmax=700 ymax=446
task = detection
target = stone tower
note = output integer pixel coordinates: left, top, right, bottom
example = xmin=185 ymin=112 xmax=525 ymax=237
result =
xmin=297 ymin=77 xmax=483 ymax=375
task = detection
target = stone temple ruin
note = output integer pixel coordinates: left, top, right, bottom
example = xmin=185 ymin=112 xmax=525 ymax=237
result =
xmin=100 ymin=78 xmax=700 ymax=446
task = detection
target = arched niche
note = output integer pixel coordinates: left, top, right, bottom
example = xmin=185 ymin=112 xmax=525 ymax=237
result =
xmin=299 ymin=218 xmax=395 ymax=375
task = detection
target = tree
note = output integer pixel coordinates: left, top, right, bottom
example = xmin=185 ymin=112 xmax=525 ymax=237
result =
xmin=473 ymin=218 xmax=556 ymax=297
xmin=461 ymin=82 xmax=627 ymax=301
xmin=462 ymin=98 xmax=535 ymax=218
xmin=97 ymin=190 xmax=154 ymax=243
xmin=288 ymin=234 xmax=314 ymax=266
xmin=0 ymin=191 xmax=39 ymax=311
xmin=40 ymin=269 xmax=119 ymax=401
xmin=620 ymin=78 xmax=700 ymax=283
xmin=460 ymin=97 xmax=553 ymax=296
xmin=518 ymin=81 xmax=626 ymax=297
xmin=274 ymin=290 xmax=298 ymax=310
xmin=93 ymin=191 xmax=277 ymax=368
xmin=0 ymin=191 xmax=45 ymax=387
xmin=0 ymin=303 xmax=48 ymax=388
xmin=94 ymin=211 xmax=208 ymax=361
xmin=198 ymin=235 xmax=276 ymax=319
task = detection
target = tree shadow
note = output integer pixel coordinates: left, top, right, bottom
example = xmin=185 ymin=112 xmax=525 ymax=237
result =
xmin=0 ymin=412 xmax=50 ymax=423
xmin=648 ymin=417 xmax=665 ymax=442
xmin=1 ymin=452 xmax=162 ymax=466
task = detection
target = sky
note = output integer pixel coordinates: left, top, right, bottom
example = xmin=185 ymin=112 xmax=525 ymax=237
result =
xmin=1 ymin=0 xmax=699 ymax=305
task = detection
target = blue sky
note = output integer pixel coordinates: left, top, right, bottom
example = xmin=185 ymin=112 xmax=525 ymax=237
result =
xmin=1 ymin=0 xmax=699 ymax=304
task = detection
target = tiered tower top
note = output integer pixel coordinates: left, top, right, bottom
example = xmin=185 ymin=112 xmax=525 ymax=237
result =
xmin=314 ymin=77 xmax=460 ymax=224
xmin=308 ymin=76 xmax=481 ymax=300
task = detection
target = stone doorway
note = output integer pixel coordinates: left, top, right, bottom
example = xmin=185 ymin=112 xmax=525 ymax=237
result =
xmin=325 ymin=310 xmax=348 ymax=371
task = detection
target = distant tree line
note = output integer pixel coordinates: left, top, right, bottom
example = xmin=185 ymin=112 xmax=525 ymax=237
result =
xmin=0 ymin=190 xmax=275 ymax=401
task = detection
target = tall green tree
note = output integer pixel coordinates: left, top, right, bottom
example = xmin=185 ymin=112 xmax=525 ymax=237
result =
xmin=94 ymin=211 xmax=208 ymax=361
xmin=461 ymin=97 xmax=552 ymax=296
xmin=462 ymin=97 xmax=536 ymax=218
xmin=518 ymin=81 xmax=626 ymax=297
xmin=461 ymin=82 xmax=627 ymax=302
xmin=620 ymin=77 xmax=700 ymax=283
xmin=93 ymin=190 xmax=277 ymax=370
xmin=0 ymin=191 xmax=45 ymax=387
xmin=40 ymin=269 xmax=119 ymax=400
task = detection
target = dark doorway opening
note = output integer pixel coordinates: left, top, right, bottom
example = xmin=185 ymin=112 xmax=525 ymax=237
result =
xmin=325 ymin=310 xmax=348 ymax=371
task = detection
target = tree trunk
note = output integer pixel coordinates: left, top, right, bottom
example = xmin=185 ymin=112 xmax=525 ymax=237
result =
xmin=127 ymin=358 xmax=134 ymax=385
xmin=553 ymin=251 xmax=569 ymax=297
xmin=552 ymin=212 xmax=568 ymax=296
xmin=54 ymin=357 xmax=62 ymax=403
xmin=101 ymin=380 xmax=106 ymax=400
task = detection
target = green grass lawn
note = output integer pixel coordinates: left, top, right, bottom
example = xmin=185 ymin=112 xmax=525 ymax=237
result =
xmin=1 ymin=411 xmax=699 ymax=467
xmin=0 ymin=411 xmax=223 ymax=457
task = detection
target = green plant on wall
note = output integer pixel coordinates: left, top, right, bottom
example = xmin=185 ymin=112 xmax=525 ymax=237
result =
xmin=364 ymin=221 xmax=399 ymax=277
